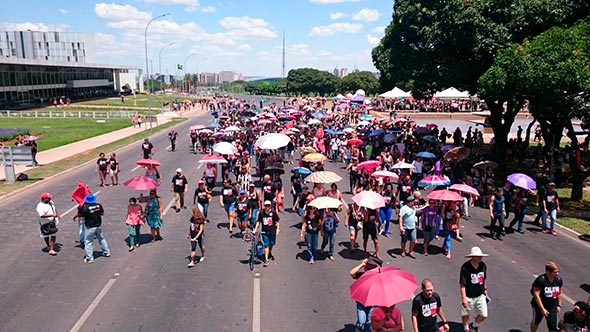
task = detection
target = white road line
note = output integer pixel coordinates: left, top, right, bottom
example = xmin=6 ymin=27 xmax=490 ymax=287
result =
xmin=162 ymin=197 xmax=175 ymax=216
xmin=69 ymin=272 xmax=120 ymax=332
xmin=252 ymin=273 xmax=261 ymax=332
xmin=129 ymin=165 xmax=142 ymax=173
xmin=61 ymin=190 xmax=102 ymax=217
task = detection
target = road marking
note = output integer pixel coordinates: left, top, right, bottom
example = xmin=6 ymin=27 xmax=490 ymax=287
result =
xmin=69 ymin=272 xmax=120 ymax=332
xmin=129 ymin=165 xmax=142 ymax=173
xmin=61 ymin=190 xmax=102 ymax=217
xmin=162 ymin=197 xmax=175 ymax=216
xmin=252 ymin=273 xmax=261 ymax=332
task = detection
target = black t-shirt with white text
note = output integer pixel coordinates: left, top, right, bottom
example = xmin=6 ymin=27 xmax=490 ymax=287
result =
xmin=194 ymin=188 xmax=209 ymax=204
xmin=531 ymin=274 xmax=563 ymax=310
xmin=171 ymin=175 xmax=187 ymax=193
xmin=411 ymin=292 xmax=442 ymax=332
xmin=397 ymin=181 xmax=415 ymax=202
xmin=543 ymin=190 xmax=559 ymax=211
xmin=221 ymin=186 xmax=238 ymax=204
xmin=262 ymin=182 xmax=277 ymax=201
xmin=257 ymin=209 xmax=279 ymax=235
xmin=97 ymin=157 xmax=108 ymax=171
xmin=79 ymin=203 xmax=104 ymax=228
xmin=459 ymin=261 xmax=487 ymax=298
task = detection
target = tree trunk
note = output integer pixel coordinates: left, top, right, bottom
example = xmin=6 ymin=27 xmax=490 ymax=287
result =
xmin=523 ymin=118 xmax=536 ymax=150
xmin=565 ymin=120 xmax=586 ymax=201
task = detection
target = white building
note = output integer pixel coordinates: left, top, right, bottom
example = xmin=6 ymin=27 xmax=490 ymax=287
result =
xmin=0 ymin=31 xmax=96 ymax=63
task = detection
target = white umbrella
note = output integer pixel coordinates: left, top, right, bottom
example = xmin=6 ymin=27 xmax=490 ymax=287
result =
xmin=308 ymin=197 xmax=343 ymax=209
xmin=391 ymin=162 xmax=414 ymax=170
xmin=213 ymin=142 xmax=237 ymax=155
xmin=224 ymin=125 xmax=241 ymax=133
xmin=358 ymin=120 xmax=370 ymax=126
xmin=288 ymin=128 xmax=300 ymax=133
xmin=343 ymin=127 xmax=355 ymax=133
xmin=255 ymin=133 xmax=291 ymax=150
xmin=308 ymin=119 xmax=322 ymax=125
xmin=305 ymin=171 xmax=343 ymax=184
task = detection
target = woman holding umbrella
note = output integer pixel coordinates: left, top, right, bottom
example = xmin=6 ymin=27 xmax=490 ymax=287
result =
xmin=145 ymin=189 xmax=163 ymax=242
xmin=441 ymin=200 xmax=461 ymax=259
xmin=144 ymin=165 xmax=161 ymax=183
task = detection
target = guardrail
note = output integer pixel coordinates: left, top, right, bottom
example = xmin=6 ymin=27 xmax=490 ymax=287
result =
xmin=0 ymin=110 xmax=144 ymax=119
xmin=1 ymin=146 xmax=33 ymax=182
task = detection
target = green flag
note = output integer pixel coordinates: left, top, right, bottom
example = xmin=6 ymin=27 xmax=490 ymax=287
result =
xmin=177 ymin=64 xmax=183 ymax=70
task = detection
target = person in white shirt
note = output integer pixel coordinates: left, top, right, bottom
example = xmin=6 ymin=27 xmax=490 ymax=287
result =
xmin=36 ymin=192 xmax=60 ymax=255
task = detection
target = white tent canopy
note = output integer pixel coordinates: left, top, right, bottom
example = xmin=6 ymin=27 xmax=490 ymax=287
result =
xmin=379 ymin=87 xmax=411 ymax=99
xmin=434 ymin=87 xmax=470 ymax=99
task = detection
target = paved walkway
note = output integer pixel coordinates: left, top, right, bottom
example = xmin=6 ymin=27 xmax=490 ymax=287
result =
xmin=0 ymin=106 xmax=206 ymax=181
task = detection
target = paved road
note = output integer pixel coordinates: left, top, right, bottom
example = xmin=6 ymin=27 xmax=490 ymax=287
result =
xmin=0 ymin=108 xmax=589 ymax=332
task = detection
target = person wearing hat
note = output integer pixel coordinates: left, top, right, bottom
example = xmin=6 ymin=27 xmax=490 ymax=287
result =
xmin=193 ymin=180 xmax=211 ymax=221
xmin=541 ymin=182 xmax=560 ymax=236
xmin=36 ymin=192 xmax=60 ymax=255
xmin=170 ymin=168 xmax=188 ymax=213
xmin=235 ymin=190 xmax=250 ymax=236
xmin=460 ymin=246 xmax=489 ymax=332
xmin=253 ymin=200 xmax=280 ymax=267
xmin=74 ymin=194 xmax=110 ymax=263
xmin=399 ymin=196 xmax=419 ymax=258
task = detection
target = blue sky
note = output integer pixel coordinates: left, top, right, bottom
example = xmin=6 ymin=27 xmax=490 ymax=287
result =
xmin=0 ymin=0 xmax=393 ymax=77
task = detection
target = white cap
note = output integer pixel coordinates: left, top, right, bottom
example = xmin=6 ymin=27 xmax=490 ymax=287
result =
xmin=264 ymin=200 xmax=272 ymax=205
xmin=176 ymin=168 xmax=182 ymax=173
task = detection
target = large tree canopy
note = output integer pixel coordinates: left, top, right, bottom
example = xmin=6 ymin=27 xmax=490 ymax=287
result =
xmin=286 ymin=68 xmax=340 ymax=96
xmin=338 ymin=71 xmax=379 ymax=95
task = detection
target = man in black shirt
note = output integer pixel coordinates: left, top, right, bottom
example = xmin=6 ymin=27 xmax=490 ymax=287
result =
xmin=168 ymin=128 xmax=178 ymax=152
xmin=396 ymin=175 xmax=415 ymax=208
xmin=531 ymin=261 xmax=563 ymax=332
xmin=75 ymin=194 xmax=110 ymax=264
xmin=170 ymin=168 xmax=188 ymax=212
xmin=541 ymin=182 xmax=560 ymax=236
xmin=254 ymin=200 xmax=280 ymax=267
xmin=141 ymin=138 xmax=154 ymax=159
xmin=261 ymin=174 xmax=277 ymax=207
xmin=460 ymin=246 xmax=489 ymax=332
xmin=412 ymin=278 xmax=449 ymax=332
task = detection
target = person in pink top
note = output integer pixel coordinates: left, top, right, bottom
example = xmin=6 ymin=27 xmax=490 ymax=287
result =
xmin=371 ymin=304 xmax=404 ymax=332
xmin=125 ymin=197 xmax=144 ymax=251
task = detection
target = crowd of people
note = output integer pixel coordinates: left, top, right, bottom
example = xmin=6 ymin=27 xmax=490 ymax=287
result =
xmin=34 ymin=94 xmax=590 ymax=331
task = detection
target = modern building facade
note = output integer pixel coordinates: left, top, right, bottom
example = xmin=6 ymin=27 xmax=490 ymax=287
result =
xmin=0 ymin=31 xmax=96 ymax=63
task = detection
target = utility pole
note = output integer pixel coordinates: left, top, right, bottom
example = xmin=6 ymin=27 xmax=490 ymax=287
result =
xmin=282 ymin=30 xmax=286 ymax=79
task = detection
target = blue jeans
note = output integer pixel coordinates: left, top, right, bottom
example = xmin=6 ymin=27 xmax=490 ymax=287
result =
xmin=490 ymin=213 xmax=505 ymax=237
xmin=77 ymin=217 xmax=85 ymax=243
xmin=443 ymin=225 xmax=453 ymax=253
xmin=84 ymin=226 xmax=110 ymax=261
xmin=434 ymin=216 xmax=442 ymax=236
xmin=197 ymin=202 xmax=209 ymax=218
xmin=542 ymin=209 xmax=557 ymax=231
xmin=250 ymin=208 xmax=259 ymax=229
xmin=379 ymin=206 xmax=393 ymax=234
xmin=356 ymin=302 xmax=373 ymax=332
xmin=305 ymin=232 xmax=318 ymax=259
xmin=127 ymin=224 xmax=141 ymax=246
xmin=321 ymin=231 xmax=336 ymax=256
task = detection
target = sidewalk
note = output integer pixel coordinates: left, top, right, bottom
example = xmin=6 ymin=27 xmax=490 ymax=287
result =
xmin=0 ymin=106 xmax=205 ymax=181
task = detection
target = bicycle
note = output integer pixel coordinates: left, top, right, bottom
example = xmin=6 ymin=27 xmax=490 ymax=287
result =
xmin=243 ymin=229 xmax=264 ymax=271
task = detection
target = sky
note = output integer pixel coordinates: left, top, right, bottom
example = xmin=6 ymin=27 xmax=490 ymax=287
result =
xmin=0 ymin=0 xmax=393 ymax=78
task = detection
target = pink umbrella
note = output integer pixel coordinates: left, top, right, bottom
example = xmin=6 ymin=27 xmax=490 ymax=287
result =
xmin=198 ymin=155 xmax=227 ymax=164
xmin=449 ymin=183 xmax=480 ymax=197
xmin=123 ymin=176 xmax=160 ymax=190
xmin=350 ymin=266 xmax=418 ymax=307
xmin=135 ymin=158 xmax=161 ymax=167
xmin=212 ymin=131 xmax=225 ymax=137
xmin=352 ymin=190 xmax=386 ymax=209
xmin=356 ymin=160 xmax=381 ymax=171
xmin=371 ymin=170 xmax=400 ymax=182
xmin=198 ymin=128 xmax=213 ymax=134
xmin=427 ymin=189 xmax=463 ymax=201
xmin=426 ymin=123 xmax=438 ymax=129
xmin=190 ymin=124 xmax=206 ymax=130
xmin=418 ymin=175 xmax=451 ymax=187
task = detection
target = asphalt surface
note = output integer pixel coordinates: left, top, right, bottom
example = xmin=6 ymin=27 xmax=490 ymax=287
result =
xmin=0 ymin=107 xmax=589 ymax=332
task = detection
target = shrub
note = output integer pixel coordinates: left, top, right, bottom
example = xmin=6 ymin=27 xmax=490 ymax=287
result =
xmin=0 ymin=128 xmax=30 ymax=141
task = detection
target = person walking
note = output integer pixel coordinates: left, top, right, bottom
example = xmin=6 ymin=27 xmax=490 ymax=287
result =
xmin=75 ymin=194 xmax=110 ymax=264
xmin=145 ymin=189 xmax=163 ymax=242
xmin=363 ymin=207 xmax=381 ymax=259
xmin=541 ymin=182 xmax=560 ymax=236
xmin=345 ymin=199 xmax=364 ymax=251
xmin=219 ymin=179 xmax=238 ymax=233
xmin=460 ymin=246 xmax=489 ymax=332
xmin=168 ymin=128 xmax=178 ymax=152
xmin=254 ymin=200 xmax=280 ymax=267
xmin=235 ymin=190 xmax=251 ymax=236
xmin=379 ymin=183 xmax=396 ymax=237
xmin=399 ymin=196 xmax=418 ymax=258
xmin=170 ymin=168 xmax=188 ymax=212
xmin=350 ymin=255 xmax=383 ymax=332
xmin=420 ymin=199 xmax=439 ymax=256
xmin=411 ymin=278 xmax=450 ymax=332
xmin=36 ymin=192 xmax=59 ymax=255
xmin=187 ymin=208 xmax=206 ymax=267
xmin=489 ymin=187 xmax=506 ymax=240
xmin=531 ymin=261 xmax=563 ymax=332
xmin=299 ymin=205 xmax=321 ymax=264
xmin=141 ymin=138 xmax=153 ymax=159
xmin=125 ymin=197 xmax=143 ymax=251
xmin=320 ymin=208 xmax=340 ymax=261
xmin=193 ymin=180 xmax=211 ymax=220
xmin=107 ymin=152 xmax=120 ymax=186
xmin=96 ymin=152 xmax=108 ymax=187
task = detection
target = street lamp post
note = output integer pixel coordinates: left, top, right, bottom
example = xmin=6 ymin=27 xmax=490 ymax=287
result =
xmin=158 ymin=42 xmax=175 ymax=83
xmin=144 ymin=12 xmax=170 ymax=118
xmin=195 ymin=57 xmax=207 ymax=95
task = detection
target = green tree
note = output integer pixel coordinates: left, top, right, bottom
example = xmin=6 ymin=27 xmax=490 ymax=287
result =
xmin=286 ymin=68 xmax=340 ymax=96
xmin=338 ymin=71 xmax=379 ymax=95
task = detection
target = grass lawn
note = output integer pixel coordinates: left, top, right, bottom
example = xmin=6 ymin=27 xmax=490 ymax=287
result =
xmin=552 ymin=187 xmax=590 ymax=235
xmin=0 ymin=118 xmax=185 ymax=196
xmin=0 ymin=118 xmax=131 ymax=150
xmin=76 ymin=94 xmax=197 ymax=108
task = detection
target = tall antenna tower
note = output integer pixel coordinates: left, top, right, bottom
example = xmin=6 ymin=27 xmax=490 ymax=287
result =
xmin=282 ymin=30 xmax=286 ymax=78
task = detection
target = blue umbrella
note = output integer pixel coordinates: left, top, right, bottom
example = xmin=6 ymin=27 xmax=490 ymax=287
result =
xmin=422 ymin=135 xmax=438 ymax=143
xmin=359 ymin=115 xmax=373 ymax=121
xmin=291 ymin=167 xmax=311 ymax=175
xmin=334 ymin=131 xmax=345 ymax=135
xmin=325 ymin=129 xmax=336 ymax=135
xmin=416 ymin=151 xmax=437 ymax=159
xmin=312 ymin=111 xmax=326 ymax=119
xmin=206 ymin=121 xmax=220 ymax=128
xmin=369 ymin=129 xmax=385 ymax=138
xmin=384 ymin=134 xmax=396 ymax=143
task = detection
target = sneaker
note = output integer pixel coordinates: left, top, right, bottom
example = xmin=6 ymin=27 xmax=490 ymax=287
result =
xmin=269 ymin=254 xmax=275 ymax=261
xmin=551 ymin=230 xmax=557 ymax=236
xmin=328 ymin=256 xmax=335 ymax=261
xmin=309 ymin=257 xmax=314 ymax=264
xmin=84 ymin=257 xmax=94 ymax=264
xmin=188 ymin=261 xmax=195 ymax=267
xmin=469 ymin=323 xmax=479 ymax=332
xmin=103 ymin=252 xmax=111 ymax=257
xmin=423 ymin=249 xmax=428 ymax=256
xmin=199 ymin=257 xmax=205 ymax=262
xmin=263 ymin=260 xmax=269 ymax=267
xmin=517 ymin=229 xmax=524 ymax=234
xmin=48 ymin=250 xmax=57 ymax=256
xmin=542 ymin=229 xmax=550 ymax=234
xmin=128 ymin=247 xmax=134 ymax=252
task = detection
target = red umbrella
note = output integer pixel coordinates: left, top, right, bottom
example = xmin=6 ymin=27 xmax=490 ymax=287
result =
xmin=350 ymin=266 xmax=418 ymax=307
xmin=347 ymin=138 xmax=363 ymax=146
xmin=123 ymin=176 xmax=160 ymax=190
xmin=71 ymin=180 xmax=91 ymax=207
xmin=449 ymin=184 xmax=480 ymax=197
xmin=136 ymin=158 xmax=161 ymax=167
xmin=427 ymin=189 xmax=463 ymax=201
xmin=357 ymin=160 xmax=381 ymax=171
xmin=198 ymin=155 xmax=227 ymax=164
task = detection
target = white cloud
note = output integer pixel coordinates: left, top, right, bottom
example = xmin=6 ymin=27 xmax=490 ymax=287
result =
xmin=219 ymin=16 xmax=277 ymax=39
xmin=257 ymin=51 xmax=271 ymax=57
xmin=0 ymin=22 xmax=69 ymax=32
xmin=237 ymin=44 xmax=252 ymax=51
xmin=309 ymin=22 xmax=362 ymax=37
xmin=95 ymin=32 xmax=137 ymax=56
xmin=58 ymin=9 xmax=68 ymax=15
xmin=373 ymin=26 xmax=386 ymax=33
xmin=201 ymin=6 xmax=216 ymax=13
xmin=329 ymin=12 xmax=345 ymax=19
xmin=366 ymin=34 xmax=380 ymax=45
xmin=144 ymin=0 xmax=199 ymax=12
xmin=352 ymin=8 xmax=381 ymax=22
xmin=95 ymin=3 xmax=151 ymax=21
xmin=310 ymin=0 xmax=360 ymax=3
xmin=290 ymin=44 xmax=310 ymax=56
xmin=318 ymin=50 xmax=331 ymax=56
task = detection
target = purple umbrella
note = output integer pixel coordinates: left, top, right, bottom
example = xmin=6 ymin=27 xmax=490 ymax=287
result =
xmin=507 ymin=173 xmax=536 ymax=190
xmin=441 ymin=145 xmax=455 ymax=152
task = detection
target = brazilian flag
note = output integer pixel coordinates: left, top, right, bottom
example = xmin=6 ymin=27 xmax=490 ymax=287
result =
xmin=177 ymin=64 xmax=183 ymax=70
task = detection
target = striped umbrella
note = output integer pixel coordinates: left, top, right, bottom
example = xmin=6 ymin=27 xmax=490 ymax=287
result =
xmin=418 ymin=175 xmax=451 ymax=187
xmin=302 ymin=153 xmax=327 ymax=162
xmin=305 ymin=171 xmax=342 ymax=184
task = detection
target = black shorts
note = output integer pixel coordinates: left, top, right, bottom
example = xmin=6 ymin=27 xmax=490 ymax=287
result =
xmin=190 ymin=233 xmax=204 ymax=251
xmin=531 ymin=303 xmax=558 ymax=331
xmin=362 ymin=222 xmax=378 ymax=241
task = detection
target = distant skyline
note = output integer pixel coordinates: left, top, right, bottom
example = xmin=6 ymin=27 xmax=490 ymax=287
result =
xmin=0 ymin=0 xmax=393 ymax=77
